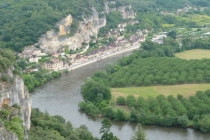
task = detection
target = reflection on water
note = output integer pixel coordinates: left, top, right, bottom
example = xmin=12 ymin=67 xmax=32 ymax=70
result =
xmin=31 ymin=51 xmax=210 ymax=140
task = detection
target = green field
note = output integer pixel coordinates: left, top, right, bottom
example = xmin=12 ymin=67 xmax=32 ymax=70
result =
xmin=111 ymin=84 xmax=210 ymax=100
xmin=190 ymin=14 xmax=210 ymax=26
xmin=175 ymin=49 xmax=210 ymax=60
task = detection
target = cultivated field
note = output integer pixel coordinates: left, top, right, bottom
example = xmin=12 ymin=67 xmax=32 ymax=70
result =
xmin=111 ymin=83 xmax=210 ymax=100
xmin=175 ymin=49 xmax=210 ymax=60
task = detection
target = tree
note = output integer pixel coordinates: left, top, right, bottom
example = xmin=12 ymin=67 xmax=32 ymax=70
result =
xmin=74 ymin=125 xmax=94 ymax=140
xmin=81 ymin=78 xmax=111 ymax=102
xmin=177 ymin=115 xmax=189 ymax=127
xmin=197 ymin=115 xmax=210 ymax=132
xmin=100 ymin=118 xmax=119 ymax=140
xmin=96 ymin=93 xmax=104 ymax=103
xmin=167 ymin=30 xmax=177 ymax=39
xmin=116 ymin=96 xmax=126 ymax=105
xmin=126 ymin=95 xmax=136 ymax=108
xmin=132 ymin=124 xmax=146 ymax=140
xmin=102 ymin=107 xmax=115 ymax=119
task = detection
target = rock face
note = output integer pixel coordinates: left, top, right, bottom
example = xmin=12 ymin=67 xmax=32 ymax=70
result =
xmin=31 ymin=1 xmax=135 ymax=53
xmin=0 ymin=68 xmax=31 ymax=139
xmin=57 ymin=15 xmax=73 ymax=36
xmin=0 ymin=125 xmax=18 ymax=140
xmin=36 ymin=7 xmax=106 ymax=52
xmin=104 ymin=2 xmax=136 ymax=19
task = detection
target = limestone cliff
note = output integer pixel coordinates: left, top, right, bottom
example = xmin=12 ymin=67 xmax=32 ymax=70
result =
xmin=36 ymin=7 xmax=106 ymax=52
xmin=57 ymin=15 xmax=73 ymax=36
xmin=0 ymin=68 xmax=31 ymax=139
xmin=104 ymin=2 xmax=136 ymax=19
xmin=32 ymin=1 xmax=135 ymax=53
xmin=0 ymin=124 xmax=18 ymax=140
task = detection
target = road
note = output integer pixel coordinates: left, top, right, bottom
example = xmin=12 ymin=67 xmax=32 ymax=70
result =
xmin=65 ymin=45 xmax=140 ymax=71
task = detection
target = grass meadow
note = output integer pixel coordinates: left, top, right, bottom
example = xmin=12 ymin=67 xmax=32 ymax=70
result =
xmin=111 ymin=83 xmax=210 ymax=100
xmin=175 ymin=49 xmax=210 ymax=60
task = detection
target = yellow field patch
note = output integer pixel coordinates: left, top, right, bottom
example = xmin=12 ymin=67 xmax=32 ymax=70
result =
xmin=111 ymin=83 xmax=210 ymax=100
xmin=175 ymin=49 xmax=210 ymax=60
xmin=162 ymin=24 xmax=175 ymax=28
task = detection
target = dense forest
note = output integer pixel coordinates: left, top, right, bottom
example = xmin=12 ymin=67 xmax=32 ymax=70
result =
xmin=0 ymin=0 xmax=210 ymax=52
xmin=0 ymin=0 xmax=104 ymax=52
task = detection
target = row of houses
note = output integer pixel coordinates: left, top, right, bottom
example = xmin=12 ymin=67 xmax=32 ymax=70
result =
xmin=107 ymin=34 xmax=145 ymax=49
xmin=20 ymin=46 xmax=46 ymax=63
xmin=152 ymin=34 xmax=167 ymax=44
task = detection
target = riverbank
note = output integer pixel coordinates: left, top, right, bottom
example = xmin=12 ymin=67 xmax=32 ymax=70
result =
xmin=31 ymin=52 xmax=210 ymax=140
xmin=67 ymin=45 xmax=140 ymax=71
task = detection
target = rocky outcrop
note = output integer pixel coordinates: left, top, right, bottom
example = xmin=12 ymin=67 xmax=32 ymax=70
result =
xmin=31 ymin=1 xmax=135 ymax=53
xmin=104 ymin=2 xmax=136 ymax=19
xmin=0 ymin=68 xmax=31 ymax=139
xmin=36 ymin=7 xmax=106 ymax=52
xmin=57 ymin=15 xmax=73 ymax=36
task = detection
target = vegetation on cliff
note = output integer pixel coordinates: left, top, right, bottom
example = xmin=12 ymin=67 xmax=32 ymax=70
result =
xmin=0 ymin=49 xmax=15 ymax=72
xmin=0 ymin=105 xmax=24 ymax=140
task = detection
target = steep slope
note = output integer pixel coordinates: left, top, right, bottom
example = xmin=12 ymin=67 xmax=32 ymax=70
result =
xmin=0 ymin=67 xmax=31 ymax=139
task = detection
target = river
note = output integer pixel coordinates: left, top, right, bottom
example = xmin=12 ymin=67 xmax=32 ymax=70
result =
xmin=31 ymin=51 xmax=210 ymax=140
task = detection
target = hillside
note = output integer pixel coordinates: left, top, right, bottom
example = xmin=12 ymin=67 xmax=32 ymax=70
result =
xmin=0 ymin=0 xmax=209 ymax=52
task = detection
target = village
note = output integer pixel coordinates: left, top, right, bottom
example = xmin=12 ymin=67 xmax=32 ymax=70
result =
xmin=18 ymin=20 xmax=149 ymax=72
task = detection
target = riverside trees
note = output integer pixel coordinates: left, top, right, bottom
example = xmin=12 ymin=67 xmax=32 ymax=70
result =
xmin=100 ymin=118 xmax=119 ymax=140
xmin=79 ymin=40 xmax=210 ymax=132
xmin=29 ymin=108 xmax=96 ymax=140
xmin=132 ymin=124 xmax=146 ymax=140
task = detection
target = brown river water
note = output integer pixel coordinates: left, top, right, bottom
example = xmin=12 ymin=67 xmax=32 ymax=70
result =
xmin=31 ymin=51 xmax=210 ymax=140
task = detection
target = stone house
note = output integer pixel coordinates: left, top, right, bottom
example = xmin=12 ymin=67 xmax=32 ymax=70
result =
xmin=119 ymin=39 xmax=130 ymax=48
xmin=142 ymin=29 xmax=148 ymax=35
xmin=33 ymin=48 xmax=41 ymax=56
xmin=106 ymin=29 xmax=120 ymax=38
xmin=118 ymin=22 xmax=127 ymax=28
xmin=136 ymin=29 xmax=143 ymax=36
xmin=52 ymin=52 xmax=59 ymax=57
xmin=117 ymin=26 xmax=125 ymax=32
xmin=116 ymin=35 xmax=124 ymax=41
xmin=44 ymin=59 xmax=63 ymax=71
xmin=124 ymin=40 xmax=131 ymax=47
xmin=131 ymin=39 xmax=140 ymax=46
xmin=23 ymin=47 xmax=34 ymax=53
xmin=29 ymin=55 xmax=41 ymax=63
xmin=139 ymin=36 xmax=145 ymax=42
xmin=21 ymin=46 xmax=44 ymax=61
